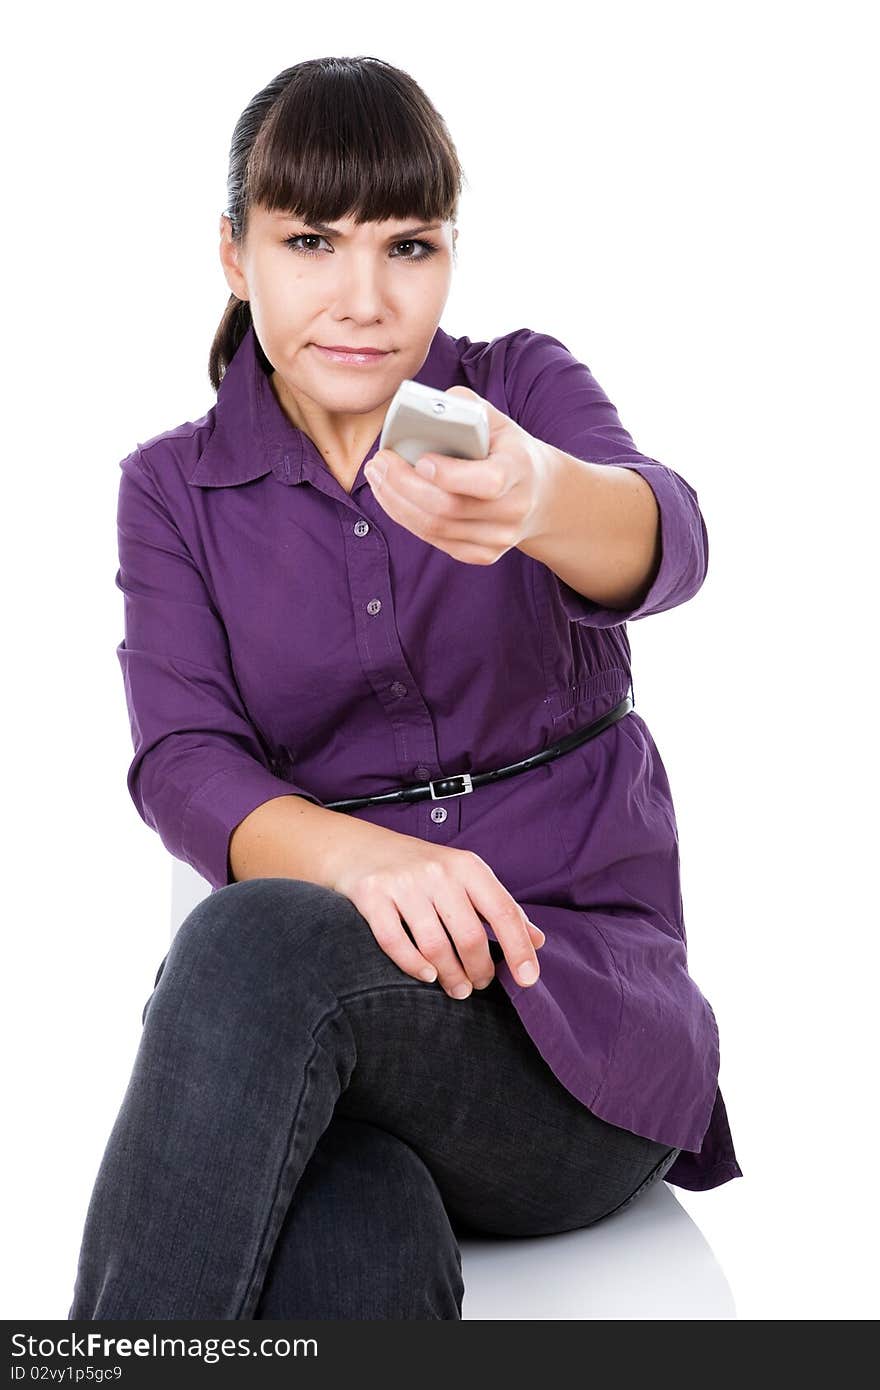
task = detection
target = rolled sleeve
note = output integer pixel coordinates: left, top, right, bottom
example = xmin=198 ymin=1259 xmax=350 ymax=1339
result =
xmin=116 ymin=447 xmax=323 ymax=891
xmin=503 ymin=328 xmax=709 ymax=627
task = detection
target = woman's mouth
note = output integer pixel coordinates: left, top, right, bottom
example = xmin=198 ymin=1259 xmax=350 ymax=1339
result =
xmin=312 ymin=345 xmax=393 ymax=366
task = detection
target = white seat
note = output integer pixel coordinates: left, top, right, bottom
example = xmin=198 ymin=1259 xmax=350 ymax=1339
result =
xmin=171 ymin=858 xmax=735 ymax=1319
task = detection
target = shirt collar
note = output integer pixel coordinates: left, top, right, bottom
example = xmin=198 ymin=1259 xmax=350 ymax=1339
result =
xmin=187 ymin=320 xmax=464 ymax=490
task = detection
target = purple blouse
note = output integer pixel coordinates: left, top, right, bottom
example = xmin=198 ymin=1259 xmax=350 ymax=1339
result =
xmin=115 ymin=320 xmax=743 ymax=1192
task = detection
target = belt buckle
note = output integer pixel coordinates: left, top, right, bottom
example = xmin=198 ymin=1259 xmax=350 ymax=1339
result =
xmin=428 ymin=772 xmax=473 ymax=800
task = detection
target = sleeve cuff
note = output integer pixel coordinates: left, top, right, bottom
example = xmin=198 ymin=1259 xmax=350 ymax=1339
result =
xmin=180 ymin=762 xmax=325 ymax=892
xmin=550 ymin=456 xmax=708 ymax=628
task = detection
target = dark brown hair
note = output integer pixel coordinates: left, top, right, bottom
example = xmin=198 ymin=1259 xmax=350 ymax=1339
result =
xmin=209 ymin=56 xmax=467 ymax=391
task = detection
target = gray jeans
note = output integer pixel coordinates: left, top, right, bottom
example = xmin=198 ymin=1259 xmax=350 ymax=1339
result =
xmin=68 ymin=878 xmax=681 ymax=1320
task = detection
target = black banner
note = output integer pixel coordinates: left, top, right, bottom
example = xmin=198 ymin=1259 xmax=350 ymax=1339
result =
xmin=5 ymin=1321 xmax=550 ymax=1385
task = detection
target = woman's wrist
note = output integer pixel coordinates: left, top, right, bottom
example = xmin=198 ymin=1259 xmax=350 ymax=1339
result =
xmin=228 ymin=793 xmax=400 ymax=892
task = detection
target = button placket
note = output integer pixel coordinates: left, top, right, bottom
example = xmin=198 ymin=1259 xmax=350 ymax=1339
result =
xmin=341 ymin=501 xmax=441 ymax=789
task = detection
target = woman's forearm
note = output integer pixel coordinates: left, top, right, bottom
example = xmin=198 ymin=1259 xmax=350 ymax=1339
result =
xmin=228 ymin=794 xmax=387 ymax=890
xmin=519 ymin=444 xmax=662 ymax=610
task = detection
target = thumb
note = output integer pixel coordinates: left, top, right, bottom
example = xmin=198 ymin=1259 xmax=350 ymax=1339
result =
xmin=444 ymin=383 xmax=511 ymax=433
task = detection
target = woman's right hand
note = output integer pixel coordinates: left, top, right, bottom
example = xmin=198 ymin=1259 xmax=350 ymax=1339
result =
xmin=329 ymin=827 xmax=545 ymax=998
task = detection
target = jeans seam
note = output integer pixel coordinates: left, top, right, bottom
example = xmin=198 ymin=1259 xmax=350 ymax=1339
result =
xmin=335 ymin=979 xmax=445 ymax=1008
xmin=236 ymin=979 xmax=451 ymax=1318
xmin=235 ymin=995 xmax=354 ymax=1319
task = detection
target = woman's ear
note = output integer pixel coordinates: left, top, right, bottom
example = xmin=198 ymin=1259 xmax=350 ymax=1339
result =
xmin=219 ymin=215 xmax=249 ymax=301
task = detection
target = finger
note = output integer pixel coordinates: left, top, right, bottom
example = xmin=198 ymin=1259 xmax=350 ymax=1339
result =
xmin=482 ymin=890 xmax=545 ymax=972
xmin=464 ymin=876 xmax=540 ymax=988
xmin=395 ymin=894 xmax=476 ymax=1000
xmin=360 ymin=899 xmax=440 ymax=984
xmin=414 ymin=452 xmax=511 ymax=502
xmin=525 ymin=917 xmax=547 ymax=947
xmin=513 ymin=900 xmax=546 ymax=946
xmin=443 ymin=384 xmax=515 ymax=440
xmin=431 ymin=883 xmax=497 ymax=989
xmin=508 ymin=898 xmax=546 ymax=948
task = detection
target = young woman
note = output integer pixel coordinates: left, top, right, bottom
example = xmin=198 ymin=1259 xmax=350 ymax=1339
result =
xmin=69 ymin=54 xmax=742 ymax=1321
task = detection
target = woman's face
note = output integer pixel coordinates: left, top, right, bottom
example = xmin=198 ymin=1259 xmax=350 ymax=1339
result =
xmin=219 ymin=205 xmax=457 ymax=446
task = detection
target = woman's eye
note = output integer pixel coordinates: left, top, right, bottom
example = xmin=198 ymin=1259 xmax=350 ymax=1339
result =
xmin=284 ymin=234 xmax=326 ymax=257
xmin=282 ymin=234 xmax=438 ymax=263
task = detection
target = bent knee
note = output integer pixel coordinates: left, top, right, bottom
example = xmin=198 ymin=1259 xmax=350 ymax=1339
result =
xmin=142 ymin=878 xmax=363 ymax=1015
xmin=173 ymin=877 xmax=359 ymax=961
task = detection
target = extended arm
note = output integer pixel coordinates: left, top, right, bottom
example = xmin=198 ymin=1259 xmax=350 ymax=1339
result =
xmin=518 ymin=444 xmax=662 ymax=611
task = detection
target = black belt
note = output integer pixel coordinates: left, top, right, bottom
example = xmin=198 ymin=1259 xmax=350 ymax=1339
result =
xmin=323 ymin=693 xmax=634 ymax=813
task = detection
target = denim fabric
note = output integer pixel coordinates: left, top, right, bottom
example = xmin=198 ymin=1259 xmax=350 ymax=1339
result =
xmin=68 ymin=878 xmax=681 ymax=1320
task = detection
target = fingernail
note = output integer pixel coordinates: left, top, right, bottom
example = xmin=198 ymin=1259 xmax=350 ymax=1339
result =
xmin=414 ymin=456 xmax=436 ymax=478
xmin=517 ymin=961 xmax=539 ymax=986
xmin=419 ymin=967 xmax=438 ymax=982
xmin=450 ymin=982 xmax=472 ymax=999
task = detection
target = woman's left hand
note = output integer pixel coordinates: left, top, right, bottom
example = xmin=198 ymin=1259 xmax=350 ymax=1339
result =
xmin=363 ymin=386 xmax=554 ymax=565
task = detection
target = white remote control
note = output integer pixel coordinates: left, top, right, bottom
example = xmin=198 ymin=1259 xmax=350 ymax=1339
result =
xmin=379 ymin=379 xmax=490 ymax=467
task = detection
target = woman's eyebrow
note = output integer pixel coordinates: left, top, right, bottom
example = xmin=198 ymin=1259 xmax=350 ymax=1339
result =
xmin=274 ymin=215 xmax=441 ymax=239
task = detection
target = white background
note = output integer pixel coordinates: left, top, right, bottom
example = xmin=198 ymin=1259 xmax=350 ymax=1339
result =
xmin=3 ymin=0 xmax=877 ymax=1321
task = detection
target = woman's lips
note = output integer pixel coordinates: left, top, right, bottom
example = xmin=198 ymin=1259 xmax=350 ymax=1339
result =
xmin=312 ymin=345 xmax=392 ymax=365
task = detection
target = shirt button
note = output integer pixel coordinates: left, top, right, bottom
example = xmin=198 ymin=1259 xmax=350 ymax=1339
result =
xmin=430 ymin=806 xmax=448 ymax=823
xmin=354 ymin=518 xmax=370 ymax=536
xmin=415 ymin=765 xmax=430 ymax=779
xmin=390 ymin=681 xmax=407 ymax=697
xmin=366 ymin=598 xmax=382 ymax=615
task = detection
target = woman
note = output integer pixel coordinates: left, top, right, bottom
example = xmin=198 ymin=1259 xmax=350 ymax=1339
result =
xmin=69 ymin=55 xmax=742 ymax=1321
